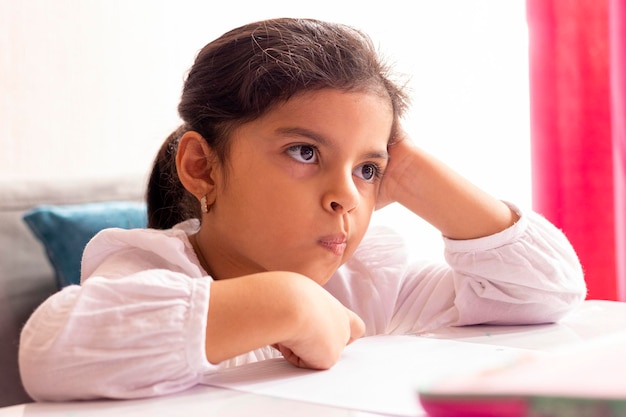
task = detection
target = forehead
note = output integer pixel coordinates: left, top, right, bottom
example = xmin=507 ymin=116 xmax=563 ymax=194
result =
xmin=258 ymin=89 xmax=394 ymax=142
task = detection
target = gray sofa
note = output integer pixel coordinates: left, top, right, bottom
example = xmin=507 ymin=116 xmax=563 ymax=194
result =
xmin=0 ymin=176 xmax=145 ymax=407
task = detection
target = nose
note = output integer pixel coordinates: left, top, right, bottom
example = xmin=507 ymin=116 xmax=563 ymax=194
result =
xmin=322 ymin=171 xmax=360 ymax=214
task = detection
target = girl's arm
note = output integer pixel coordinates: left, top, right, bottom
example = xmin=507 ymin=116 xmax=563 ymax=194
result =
xmin=356 ymin=126 xmax=586 ymax=333
xmin=19 ymin=265 xmax=364 ymax=401
xmin=378 ymin=127 xmax=519 ymax=239
xmin=205 ymin=271 xmax=364 ymax=369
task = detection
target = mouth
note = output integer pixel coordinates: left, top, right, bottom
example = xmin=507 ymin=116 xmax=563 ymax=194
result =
xmin=318 ymin=234 xmax=348 ymax=256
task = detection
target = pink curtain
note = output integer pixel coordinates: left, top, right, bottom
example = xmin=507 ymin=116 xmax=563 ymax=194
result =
xmin=610 ymin=0 xmax=626 ymax=301
xmin=527 ymin=0 xmax=626 ymax=300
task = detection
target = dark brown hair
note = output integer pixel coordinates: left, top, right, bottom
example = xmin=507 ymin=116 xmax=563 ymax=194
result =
xmin=147 ymin=18 xmax=410 ymax=229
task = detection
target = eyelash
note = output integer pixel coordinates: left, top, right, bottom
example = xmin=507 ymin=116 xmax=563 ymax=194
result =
xmin=360 ymin=162 xmax=383 ymax=182
xmin=286 ymin=144 xmax=384 ymax=183
xmin=286 ymin=144 xmax=318 ymax=163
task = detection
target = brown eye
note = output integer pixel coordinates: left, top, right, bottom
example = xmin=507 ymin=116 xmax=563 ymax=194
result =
xmin=287 ymin=145 xmax=318 ymax=163
xmin=354 ymin=163 xmax=380 ymax=182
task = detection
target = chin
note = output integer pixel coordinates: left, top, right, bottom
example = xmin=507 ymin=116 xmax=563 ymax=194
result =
xmin=272 ymin=259 xmax=344 ymax=286
xmin=308 ymin=269 xmax=338 ymax=286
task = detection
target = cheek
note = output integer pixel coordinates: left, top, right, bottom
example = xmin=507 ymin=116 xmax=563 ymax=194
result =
xmin=355 ymin=185 xmax=378 ymax=220
xmin=225 ymin=175 xmax=318 ymax=230
xmin=347 ymin=203 xmax=376 ymax=250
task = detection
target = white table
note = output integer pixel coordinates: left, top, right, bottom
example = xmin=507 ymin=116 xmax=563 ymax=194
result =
xmin=2 ymin=300 xmax=625 ymax=417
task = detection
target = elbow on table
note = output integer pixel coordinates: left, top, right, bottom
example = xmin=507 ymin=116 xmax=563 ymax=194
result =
xmin=18 ymin=339 xmax=68 ymax=402
xmin=18 ymin=308 xmax=108 ymax=401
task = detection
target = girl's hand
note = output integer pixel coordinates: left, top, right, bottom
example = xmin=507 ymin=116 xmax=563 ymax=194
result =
xmin=273 ymin=300 xmax=364 ymax=369
xmin=375 ymin=125 xmax=518 ymax=240
xmin=205 ymin=272 xmax=364 ymax=369
xmin=376 ymin=126 xmax=415 ymax=210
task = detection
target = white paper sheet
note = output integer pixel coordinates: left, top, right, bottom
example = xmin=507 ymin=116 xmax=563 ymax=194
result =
xmin=201 ymin=335 xmax=534 ymax=416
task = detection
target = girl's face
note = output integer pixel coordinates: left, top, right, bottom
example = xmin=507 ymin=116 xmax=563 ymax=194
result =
xmin=200 ymin=88 xmax=394 ymax=285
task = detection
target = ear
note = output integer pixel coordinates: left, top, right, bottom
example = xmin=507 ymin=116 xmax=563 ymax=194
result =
xmin=176 ymin=131 xmax=220 ymax=207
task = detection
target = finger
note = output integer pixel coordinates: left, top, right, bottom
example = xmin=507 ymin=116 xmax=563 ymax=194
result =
xmin=346 ymin=310 xmax=365 ymax=345
xmin=278 ymin=345 xmax=312 ymax=369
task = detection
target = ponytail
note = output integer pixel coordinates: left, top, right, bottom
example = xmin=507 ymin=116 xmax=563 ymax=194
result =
xmin=146 ymin=127 xmax=201 ymax=229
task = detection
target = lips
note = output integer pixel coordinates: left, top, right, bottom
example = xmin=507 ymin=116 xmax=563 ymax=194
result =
xmin=318 ymin=234 xmax=347 ymax=256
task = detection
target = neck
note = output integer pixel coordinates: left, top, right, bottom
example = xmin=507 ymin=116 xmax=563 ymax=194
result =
xmin=190 ymin=233 xmax=215 ymax=278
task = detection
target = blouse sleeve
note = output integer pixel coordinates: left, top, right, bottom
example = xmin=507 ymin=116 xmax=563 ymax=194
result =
xmin=440 ymin=205 xmax=587 ymax=328
xmin=19 ymin=228 xmax=215 ymax=401
xmin=328 ymin=204 xmax=587 ymax=335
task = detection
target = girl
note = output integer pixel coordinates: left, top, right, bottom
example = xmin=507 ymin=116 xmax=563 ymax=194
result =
xmin=19 ymin=18 xmax=586 ymax=401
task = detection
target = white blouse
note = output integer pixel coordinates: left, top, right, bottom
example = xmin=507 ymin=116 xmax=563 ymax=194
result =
xmin=19 ymin=205 xmax=586 ymax=401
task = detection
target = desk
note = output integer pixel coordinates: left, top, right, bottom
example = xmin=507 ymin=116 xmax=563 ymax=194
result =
xmin=1 ymin=300 xmax=625 ymax=417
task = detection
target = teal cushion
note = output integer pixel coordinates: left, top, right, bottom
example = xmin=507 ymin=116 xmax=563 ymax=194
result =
xmin=23 ymin=201 xmax=147 ymax=289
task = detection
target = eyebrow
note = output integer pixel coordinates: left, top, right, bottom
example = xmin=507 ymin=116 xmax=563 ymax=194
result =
xmin=275 ymin=127 xmax=390 ymax=161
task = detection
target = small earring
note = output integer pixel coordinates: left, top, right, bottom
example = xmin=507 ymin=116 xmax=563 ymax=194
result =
xmin=200 ymin=195 xmax=209 ymax=214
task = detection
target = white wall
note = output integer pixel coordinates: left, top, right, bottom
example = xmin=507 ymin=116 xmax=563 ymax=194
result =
xmin=0 ymin=0 xmax=530 ymax=259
